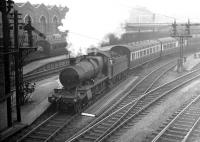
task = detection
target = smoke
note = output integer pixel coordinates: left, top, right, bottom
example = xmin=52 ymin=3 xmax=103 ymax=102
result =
xmin=58 ymin=0 xmax=130 ymax=56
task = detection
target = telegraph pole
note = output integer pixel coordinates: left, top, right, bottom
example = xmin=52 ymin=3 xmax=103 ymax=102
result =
xmin=0 ymin=0 xmax=14 ymax=127
xmin=14 ymin=10 xmax=22 ymax=122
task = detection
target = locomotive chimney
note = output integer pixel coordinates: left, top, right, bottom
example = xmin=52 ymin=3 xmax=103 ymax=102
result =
xmin=69 ymin=58 xmax=76 ymax=65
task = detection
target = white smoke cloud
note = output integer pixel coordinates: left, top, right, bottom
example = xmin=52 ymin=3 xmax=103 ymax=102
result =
xmin=59 ymin=0 xmax=130 ymax=56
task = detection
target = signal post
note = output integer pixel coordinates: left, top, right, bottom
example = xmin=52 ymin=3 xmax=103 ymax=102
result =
xmin=171 ymin=20 xmax=192 ymax=72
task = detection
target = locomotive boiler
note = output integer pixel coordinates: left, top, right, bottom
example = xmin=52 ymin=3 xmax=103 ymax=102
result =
xmin=59 ymin=56 xmax=104 ymax=90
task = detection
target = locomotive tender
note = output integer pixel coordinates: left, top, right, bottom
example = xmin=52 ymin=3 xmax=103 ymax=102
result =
xmin=48 ymin=37 xmax=183 ymax=112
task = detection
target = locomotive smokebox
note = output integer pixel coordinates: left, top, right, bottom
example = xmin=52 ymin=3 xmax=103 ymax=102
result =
xmin=59 ymin=56 xmax=103 ymax=90
xmin=69 ymin=58 xmax=76 ymax=65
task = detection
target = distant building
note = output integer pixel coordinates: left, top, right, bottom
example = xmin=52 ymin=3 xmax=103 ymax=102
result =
xmin=128 ymin=6 xmax=173 ymax=24
xmin=125 ymin=7 xmax=173 ymax=33
xmin=14 ymin=2 xmax=68 ymax=35
xmin=128 ymin=7 xmax=155 ymax=23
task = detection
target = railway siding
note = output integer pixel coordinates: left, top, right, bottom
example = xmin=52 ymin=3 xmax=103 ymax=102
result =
xmin=69 ymin=68 xmax=200 ymax=142
xmin=151 ymin=94 xmax=200 ymax=142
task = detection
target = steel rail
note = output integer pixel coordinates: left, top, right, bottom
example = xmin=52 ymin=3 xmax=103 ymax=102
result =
xmin=66 ymin=60 xmax=177 ymax=142
xmin=69 ymin=67 xmax=200 ymax=142
xmin=182 ymin=113 xmax=200 ymax=142
xmin=66 ymin=60 xmax=176 ymax=141
xmin=152 ymin=95 xmax=200 ymax=142
xmin=98 ymin=68 xmax=200 ymax=142
xmin=17 ymin=112 xmax=58 ymax=142
xmin=17 ymin=112 xmax=75 ymax=142
xmin=151 ymin=95 xmax=200 ymax=142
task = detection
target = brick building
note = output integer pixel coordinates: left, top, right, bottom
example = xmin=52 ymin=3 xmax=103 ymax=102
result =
xmin=14 ymin=2 xmax=68 ymax=35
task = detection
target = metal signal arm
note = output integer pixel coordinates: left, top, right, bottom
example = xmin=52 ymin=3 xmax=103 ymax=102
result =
xmin=23 ymin=15 xmax=46 ymax=47
xmin=24 ymin=23 xmax=46 ymax=39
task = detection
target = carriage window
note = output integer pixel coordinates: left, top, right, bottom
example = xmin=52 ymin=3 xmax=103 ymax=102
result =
xmin=135 ymin=52 xmax=137 ymax=59
xmin=150 ymin=48 xmax=152 ymax=54
xmin=134 ymin=52 xmax=136 ymax=60
xmin=157 ymin=46 xmax=160 ymax=51
xmin=144 ymin=50 xmax=146 ymax=56
xmin=163 ymin=44 xmax=166 ymax=50
xmin=140 ymin=51 xmax=143 ymax=57
xmin=153 ymin=47 xmax=155 ymax=53
xmin=131 ymin=53 xmax=133 ymax=60
xmin=131 ymin=52 xmax=135 ymax=60
xmin=147 ymin=49 xmax=149 ymax=55
xmin=138 ymin=51 xmax=140 ymax=58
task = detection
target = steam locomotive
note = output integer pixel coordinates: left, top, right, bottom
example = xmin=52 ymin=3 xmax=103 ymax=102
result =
xmin=48 ymin=37 xmax=184 ymax=112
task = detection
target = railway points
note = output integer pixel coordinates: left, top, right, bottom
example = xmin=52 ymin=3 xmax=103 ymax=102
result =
xmin=65 ymin=54 xmax=200 ymax=142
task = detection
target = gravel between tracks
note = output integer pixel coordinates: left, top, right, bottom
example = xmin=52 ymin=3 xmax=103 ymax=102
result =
xmin=114 ymin=64 xmax=200 ymax=141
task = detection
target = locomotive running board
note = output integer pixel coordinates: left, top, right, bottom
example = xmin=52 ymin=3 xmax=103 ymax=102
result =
xmin=81 ymin=113 xmax=96 ymax=117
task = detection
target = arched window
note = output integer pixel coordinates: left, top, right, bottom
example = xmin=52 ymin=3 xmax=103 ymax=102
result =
xmin=24 ymin=14 xmax=33 ymax=24
xmin=53 ymin=16 xmax=58 ymax=33
xmin=40 ymin=16 xmax=47 ymax=34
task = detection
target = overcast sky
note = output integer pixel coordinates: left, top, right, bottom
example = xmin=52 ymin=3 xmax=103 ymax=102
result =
xmin=15 ymin=0 xmax=200 ymax=55
xmin=15 ymin=0 xmax=200 ymax=21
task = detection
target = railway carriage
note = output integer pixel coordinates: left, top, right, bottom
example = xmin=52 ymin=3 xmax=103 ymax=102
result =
xmin=111 ymin=40 xmax=161 ymax=69
xmin=158 ymin=37 xmax=179 ymax=56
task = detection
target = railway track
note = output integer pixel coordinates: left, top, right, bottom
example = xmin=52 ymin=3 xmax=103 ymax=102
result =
xmin=97 ymin=60 xmax=177 ymax=116
xmin=36 ymin=60 xmax=178 ymax=142
xmin=147 ymin=92 xmax=200 ymax=142
xmin=17 ymin=112 xmax=76 ymax=142
xmin=67 ymin=67 xmax=200 ymax=142
xmin=16 ymin=60 xmax=177 ymax=142
xmin=63 ymin=61 xmax=176 ymax=141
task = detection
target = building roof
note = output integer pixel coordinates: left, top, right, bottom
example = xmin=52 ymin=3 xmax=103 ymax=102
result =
xmin=112 ymin=40 xmax=160 ymax=53
xmin=15 ymin=2 xmax=69 ymax=13
xmin=157 ymin=37 xmax=176 ymax=42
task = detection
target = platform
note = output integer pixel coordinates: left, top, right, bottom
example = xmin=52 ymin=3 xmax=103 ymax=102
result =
xmin=23 ymin=55 xmax=67 ymax=75
xmin=0 ymin=75 xmax=60 ymax=141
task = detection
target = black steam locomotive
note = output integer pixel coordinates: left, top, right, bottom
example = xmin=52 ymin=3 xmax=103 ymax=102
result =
xmin=48 ymin=37 xmax=184 ymax=112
